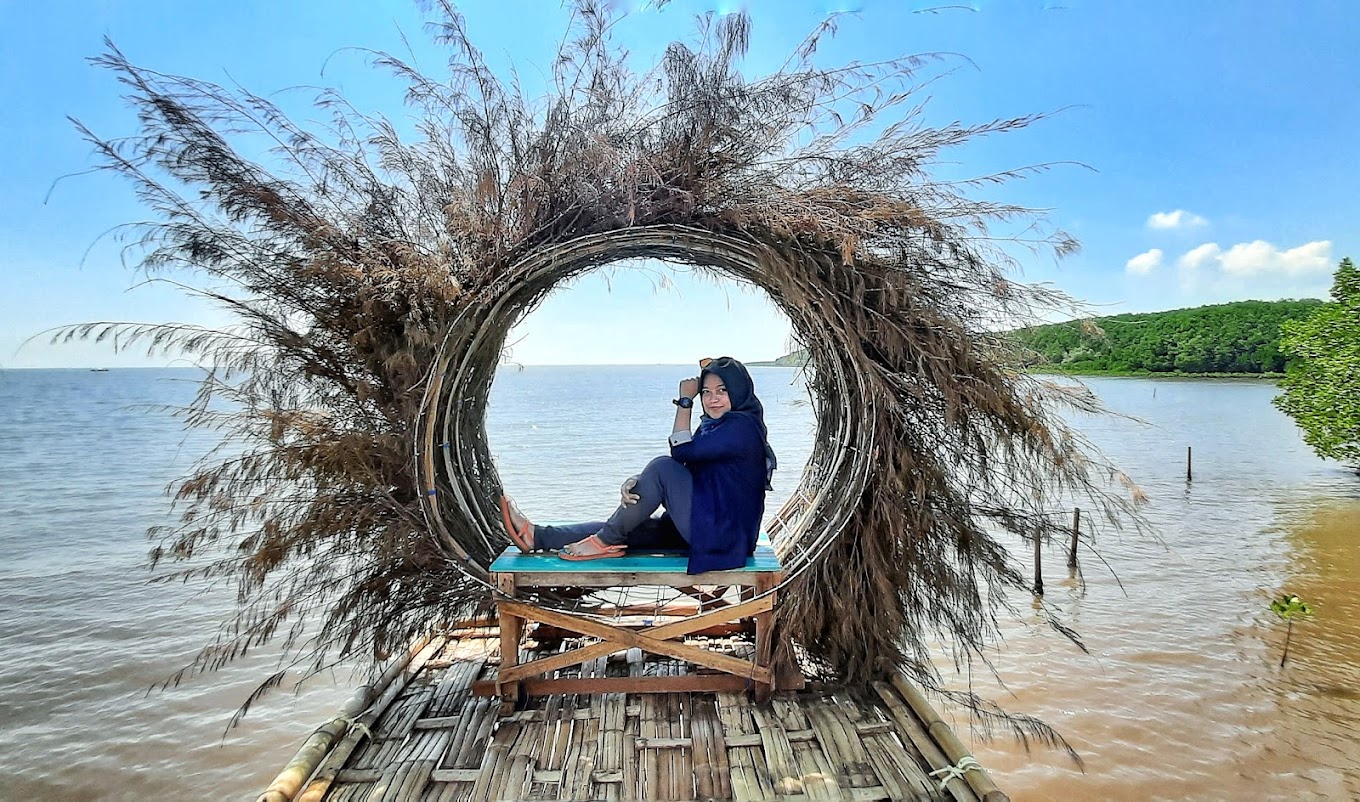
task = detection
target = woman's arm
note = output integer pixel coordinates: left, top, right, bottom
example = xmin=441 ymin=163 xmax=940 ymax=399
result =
xmin=668 ymin=376 xmax=698 ymax=446
xmin=671 ymin=403 xmax=693 ymax=438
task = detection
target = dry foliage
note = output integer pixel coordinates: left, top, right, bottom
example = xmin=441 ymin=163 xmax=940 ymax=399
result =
xmin=63 ymin=1 xmax=1141 ymax=741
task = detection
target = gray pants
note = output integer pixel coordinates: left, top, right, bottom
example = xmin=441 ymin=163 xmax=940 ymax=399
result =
xmin=533 ymin=456 xmax=693 ymax=549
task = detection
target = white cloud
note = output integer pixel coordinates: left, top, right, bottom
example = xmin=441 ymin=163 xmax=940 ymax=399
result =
xmin=1176 ymin=239 xmax=1332 ymax=277
xmin=1218 ymin=239 xmax=1333 ymax=276
xmin=1125 ymin=248 xmax=1164 ymax=275
xmin=1148 ymin=209 xmax=1208 ymax=230
xmin=1178 ymin=242 xmax=1222 ymax=271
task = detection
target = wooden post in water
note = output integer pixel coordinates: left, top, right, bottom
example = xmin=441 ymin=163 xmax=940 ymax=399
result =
xmin=1067 ymin=507 xmax=1081 ymax=569
xmin=1033 ymin=532 xmax=1044 ymax=596
xmin=1186 ymin=446 xmax=1193 ymax=482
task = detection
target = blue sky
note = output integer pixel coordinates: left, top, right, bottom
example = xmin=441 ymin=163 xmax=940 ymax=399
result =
xmin=2 ymin=1 xmax=1357 ymax=367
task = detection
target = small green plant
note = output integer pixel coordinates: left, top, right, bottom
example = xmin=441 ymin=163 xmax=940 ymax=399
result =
xmin=1270 ymin=594 xmax=1314 ymax=667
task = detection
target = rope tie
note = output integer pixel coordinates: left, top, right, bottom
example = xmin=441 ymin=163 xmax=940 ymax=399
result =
xmin=335 ymin=716 xmax=374 ymax=742
xmin=928 ymin=755 xmax=983 ymax=791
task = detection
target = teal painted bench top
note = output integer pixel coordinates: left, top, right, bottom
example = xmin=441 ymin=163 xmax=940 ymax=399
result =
xmin=490 ymin=544 xmax=780 ymax=574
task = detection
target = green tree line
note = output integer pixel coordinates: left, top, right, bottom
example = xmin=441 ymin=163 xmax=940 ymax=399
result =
xmin=1012 ymin=299 xmax=1324 ymax=374
xmin=1275 ymin=257 xmax=1360 ymax=466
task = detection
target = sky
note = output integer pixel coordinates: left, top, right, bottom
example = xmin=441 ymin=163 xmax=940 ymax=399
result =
xmin=2 ymin=0 xmax=1357 ymax=368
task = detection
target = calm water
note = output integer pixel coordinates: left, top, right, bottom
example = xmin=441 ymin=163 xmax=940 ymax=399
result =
xmin=949 ymin=377 xmax=1360 ymax=800
xmin=0 ymin=368 xmax=1356 ymax=800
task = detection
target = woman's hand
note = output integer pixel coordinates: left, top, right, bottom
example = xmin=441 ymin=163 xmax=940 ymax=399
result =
xmin=619 ymin=475 xmax=640 ymax=506
xmin=678 ymin=377 xmax=699 ymax=399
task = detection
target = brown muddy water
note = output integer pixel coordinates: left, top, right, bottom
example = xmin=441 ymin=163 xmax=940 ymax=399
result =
xmin=950 ymin=377 xmax=1360 ymax=800
xmin=1 ymin=369 xmax=1356 ymax=800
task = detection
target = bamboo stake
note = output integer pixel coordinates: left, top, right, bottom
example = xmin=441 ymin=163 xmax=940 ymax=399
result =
xmin=889 ymin=674 xmax=1009 ymax=802
xmin=1032 ymin=532 xmax=1043 ymax=597
xmin=1186 ymin=446 xmax=1193 ymax=482
xmin=1067 ymin=507 xmax=1081 ymax=570
xmin=256 ymin=634 xmax=440 ymax=802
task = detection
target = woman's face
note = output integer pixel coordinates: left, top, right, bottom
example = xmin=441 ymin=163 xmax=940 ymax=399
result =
xmin=701 ymin=372 xmax=732 ymax=419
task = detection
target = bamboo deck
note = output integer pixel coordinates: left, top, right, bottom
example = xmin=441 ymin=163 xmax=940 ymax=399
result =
xmin=260 ymin=629 xmax=1007 ymax=802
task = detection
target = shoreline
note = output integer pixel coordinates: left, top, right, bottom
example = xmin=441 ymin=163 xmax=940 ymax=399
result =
xmin=1025 ymin=368 xmax=1285 ymax=379
xmin=747 ymin=361 xmax=1285 ymax=379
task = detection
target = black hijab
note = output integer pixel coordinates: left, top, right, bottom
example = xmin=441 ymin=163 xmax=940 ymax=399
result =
xmin=698 ymin=356 xmax=778 ymax=490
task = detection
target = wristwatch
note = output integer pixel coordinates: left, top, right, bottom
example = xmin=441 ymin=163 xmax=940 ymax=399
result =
xmin=672 ymin=396 xmax=694 ymax=409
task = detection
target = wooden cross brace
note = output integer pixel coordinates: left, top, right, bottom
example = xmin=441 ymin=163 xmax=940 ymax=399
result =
xmin=484 ymin=586 xmax=778 ymax=706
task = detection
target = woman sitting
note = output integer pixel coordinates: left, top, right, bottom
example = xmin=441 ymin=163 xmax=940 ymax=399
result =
xmin=500 ymin=356 xmax=776 ymax=573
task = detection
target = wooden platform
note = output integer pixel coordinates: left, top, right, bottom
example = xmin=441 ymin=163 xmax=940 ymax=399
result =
xmin=259 ymin=630 xmax=1007 ymax=802
xmin=490 ymin=546 xmax=786 ymax=706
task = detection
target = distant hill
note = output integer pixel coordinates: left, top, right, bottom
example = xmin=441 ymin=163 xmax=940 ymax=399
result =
xmin=1012 ymin=299 xmax=1324 ymax=374
xmin=753 ymin=299 xmax=1324 ymax=374
xmin=749 ymin=349 xmax=809 ymax=367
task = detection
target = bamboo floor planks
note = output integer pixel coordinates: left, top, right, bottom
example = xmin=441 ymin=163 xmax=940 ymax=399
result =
xmin=278 ymin=630 xmax=1004 ymax=802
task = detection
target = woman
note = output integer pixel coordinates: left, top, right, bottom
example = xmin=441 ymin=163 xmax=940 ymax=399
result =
xmin=500 ymin=356 xmax=776 ymax=574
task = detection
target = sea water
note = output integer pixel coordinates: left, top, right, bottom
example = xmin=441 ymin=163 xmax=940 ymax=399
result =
xmin=1 ymin=368 xmax=1357 ymax=799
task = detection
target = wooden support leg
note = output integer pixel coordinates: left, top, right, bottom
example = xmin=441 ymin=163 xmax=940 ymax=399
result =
xmin=753 ymin=573 xmax=778 ymax=702
xmin=495 ymin=573 xmax=522 ymax=715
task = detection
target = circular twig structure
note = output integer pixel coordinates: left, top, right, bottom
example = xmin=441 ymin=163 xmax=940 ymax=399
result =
xmin=69 ymin=3 xmax=1143 ymax=716
xmin=412 ymin=220 xmax=1134 ymax=688
xmin=416 ymin=226 xmax=871 ymax=587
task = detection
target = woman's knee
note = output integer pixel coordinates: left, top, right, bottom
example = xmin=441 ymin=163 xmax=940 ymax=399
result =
xmin=639 ymin=456 xmax=688 ymax=491
xmin=643 ymin=455 xmax=682 ymax=475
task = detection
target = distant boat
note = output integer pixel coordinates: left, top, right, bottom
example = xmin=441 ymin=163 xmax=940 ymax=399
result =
xmin=89 ymin=368 xmax=111 ymax=372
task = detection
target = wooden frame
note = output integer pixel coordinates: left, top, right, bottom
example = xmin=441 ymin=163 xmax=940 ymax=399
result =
xmin=482 ymin=552 xmax=791 ymax=713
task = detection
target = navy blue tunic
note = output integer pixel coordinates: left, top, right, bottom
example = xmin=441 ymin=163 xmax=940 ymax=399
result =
xmin=670 ymin=413 xmax=768 ymax=574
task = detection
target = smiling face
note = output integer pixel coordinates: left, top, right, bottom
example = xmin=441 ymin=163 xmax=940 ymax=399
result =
xmin=700 ymin=372 xmax=732 ymax=419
